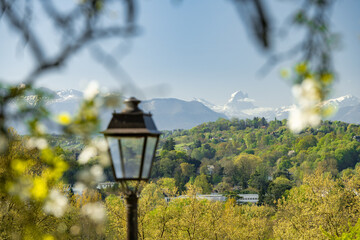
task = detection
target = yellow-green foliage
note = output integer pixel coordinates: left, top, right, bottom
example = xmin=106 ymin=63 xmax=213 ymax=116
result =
xmin=105 ymin=185 xmax=275 ymax=240
xmin=104 ymin=173 xmax=360 ymax=240
xmin=3 ymin=121 xmax=360 ymax=239
xmin=274 ymin=171 xmax=360 ymax=239
xmin=0 ymin=129 xmax=69 ymax=239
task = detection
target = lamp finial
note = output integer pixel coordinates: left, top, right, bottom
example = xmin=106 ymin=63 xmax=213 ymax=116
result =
xmin=123 ymin=97 xmax=141 ymax=113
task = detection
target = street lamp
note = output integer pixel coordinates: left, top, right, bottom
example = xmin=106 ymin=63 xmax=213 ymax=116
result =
xmin=102 ymin=97 xmax=161 ymax=240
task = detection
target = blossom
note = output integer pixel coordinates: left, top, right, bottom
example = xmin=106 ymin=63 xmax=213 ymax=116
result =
xmin=43 ymin=234 xmax=55 ymax=240
xmin=84 ymin=81 xmax=99 ymax=100
xmin=99 ymin=152 xmax=110 ymax=167
xmin=31 ymin=177 xmax=48 ymax=200
xmin=34 ymin=123 xmax=47 ymax=135
xmin=18 ymin=83 xmax=26 ymax=89
xmin=295 ymin=62 xmax=307 ymax=74
xmin=26 ymin=137 xmax=48 ymax=150
xmin=292 ymin=78 xmax=322 ymax=108
xmin=320 ymin=73 xmax=334 ymax=85
xmin=78 ymin=146 xmax=97 ymax=164
xmin=70 ymin=225 xmax=81 ymax=236
xmin=56 ymin=112 xmax=72 ymax=125
xmin=288 ymin=106 xmax=321 ymax=133
xmin=11 ymin=159 xmax=28 ymax=174
xmin=82 ymin=202 xmax=105 ymax=223
xmin=43 ymin=189 xmax=68 ymax=217
xmin=57 ymin=223 xmax=68 ymax=233
xmin=90 ymin=165 xmax=104 ymax=182
xmin=73 ymin=182 xmax=86 ymax=195
xmin=78 ymin=165 xmax=105 ymax=186
xmin=6 ymin=177 xmax=32 ymax=200
xmin=91 ymin=138 xmax=108 ymax=152
xmin=280 ymin=68 xmax=291 ymax=79
xmin=92 ymin=138 xmax=111 ymax=166
xmin=322 ymin=104 xmax=337 ymax=117
xmin=288 ymin=78 xmax=322 ymax=133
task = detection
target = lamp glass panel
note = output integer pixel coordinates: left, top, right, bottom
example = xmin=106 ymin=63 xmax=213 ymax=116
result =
xmin=120 ymin=137 xmax=145 ymax=178
xmin=142 ymin=136 xmax=158 ymax=178
xmin=107 ymin=137 xmax=123 ymax=179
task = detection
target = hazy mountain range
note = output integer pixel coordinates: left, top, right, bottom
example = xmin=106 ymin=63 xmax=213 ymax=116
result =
xmin=15 ymin=88 xmax=360 ymax=131
xmin=195 ymin=90 xmax=360 ymax=124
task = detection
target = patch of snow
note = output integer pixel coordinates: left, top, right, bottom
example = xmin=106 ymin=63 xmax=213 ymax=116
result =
xmin=242 ymin=107 xmax=274 ymax=115
xmin=192 ymin=98 xmax=216 ymax=109
xmin=323 ymin=94 xmax=360 ymax=108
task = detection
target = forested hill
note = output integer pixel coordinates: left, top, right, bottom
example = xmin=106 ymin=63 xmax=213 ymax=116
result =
xmin=152 ymin=118 xmax=360 ymax=204
xmin=46 ymin=118 xmax=360 ymax=205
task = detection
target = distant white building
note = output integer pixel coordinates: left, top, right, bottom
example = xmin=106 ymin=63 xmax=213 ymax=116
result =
xmin=67 ymin=182 xmax=117 ymax=195
xmin=195 ymin=194 xmax=226 ymax=202
xmin=97 ymin=182 xmax=116 ymax=189
xmin=165 ymin=193 xmax=258 ymax=204
xmin=237 ymin=194 xmax=259 ymax=204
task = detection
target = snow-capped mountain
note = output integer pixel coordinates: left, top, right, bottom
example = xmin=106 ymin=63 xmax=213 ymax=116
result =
xmin=195 ymin=91 xmax=257 ymax=119
xmin=44 ymin=89 xmax=83 ymax=114
xmin=52 ymin=89 xmax=83 ymax=103
xmin=22 ymin=88 xmax=83 ymax=105
xmin=12 ymin=88 xmax=360 ymax=133
xmin=323 ymin=94 xmax=360 ymax=108
xmin=224 ymin=91 xmax=256 ymax=110
xmin=323 ymin=95 xmax=360 ymax=124
xmin=15 ymin=88 xmax=227 ymax=131
xmin=194 ymin=91 xmax=360 ymax=124
xmin=195 ymin=91 xmax=273 ymax=119
xmin=194 ymin=91 xmax=258 ymax=118
xmin=140 ymin=98 xmax=227 ymax=130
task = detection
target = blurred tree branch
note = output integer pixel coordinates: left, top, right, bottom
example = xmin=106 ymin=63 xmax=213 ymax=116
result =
xmin=0 ymin=0 xmax=138 ymax=136
xmin=0 ymin=1 xmax=342 ymax=237
xmin=0 ymin=0 xmax=337 ymax=136
xmin=260 ymin=0 xmax=337 ymax=76
xmin=232 ymin=0 xmax=271 ymax=50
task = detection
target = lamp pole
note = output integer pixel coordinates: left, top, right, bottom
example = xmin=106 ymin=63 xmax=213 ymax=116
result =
xmin=125 ymin=193 xmax=138 ymax=240
xmin=102 ymin=97 xmax=161 ymax=240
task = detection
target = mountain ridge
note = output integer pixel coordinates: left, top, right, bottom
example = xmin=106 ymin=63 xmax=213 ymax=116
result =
xmin=17 ymin=88 xmax=360 ymax=132
xmin=193 ymin=91 xmax=360 ymax=124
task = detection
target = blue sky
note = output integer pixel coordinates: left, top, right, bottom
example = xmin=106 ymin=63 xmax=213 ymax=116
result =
xmin=0 ymin=0 xmax=359 ymax=107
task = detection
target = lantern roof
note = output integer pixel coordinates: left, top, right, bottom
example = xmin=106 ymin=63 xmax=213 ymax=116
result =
xmin=102 ymin=97 xmax=162 ymax=136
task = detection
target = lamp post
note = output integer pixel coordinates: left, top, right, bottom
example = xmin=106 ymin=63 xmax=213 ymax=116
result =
xmin=102 ymin=97 xmax=161 ymax=240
